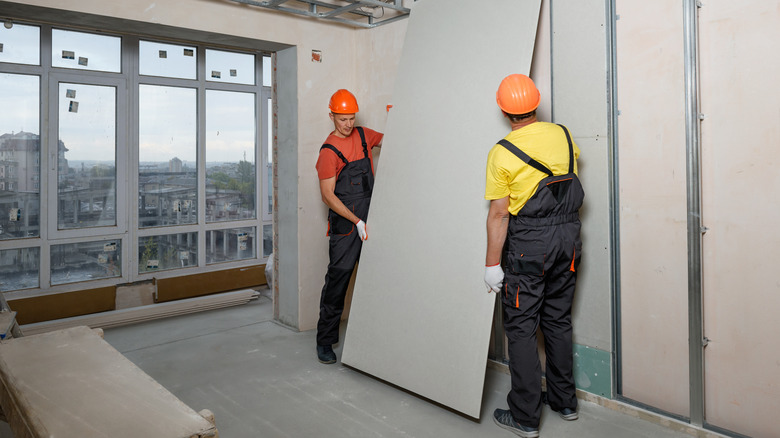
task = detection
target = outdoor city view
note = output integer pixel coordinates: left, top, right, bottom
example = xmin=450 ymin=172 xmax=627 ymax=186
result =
xmin=0 ymin=70 xmax=41 ymax=291
xmin=0 ymin=89 xmax=260 ymax=288
xmin=0 ymin=26 xmax=271 ymax=292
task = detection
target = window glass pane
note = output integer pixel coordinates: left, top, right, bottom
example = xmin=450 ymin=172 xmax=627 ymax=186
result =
xmin=206 ymin=226 xmax=255 ymax=264
xmin=139 ymin=85 xmax=197 ymax=228
xmin=262 ymin=223 xmax=272 ymax=258
xmin=138 ymin=232 xmax=197 ymax=273
xmin=206 ymin=49 xmax=255 ymax=85
xmin=139 ymin=41 xmax=196 ymax=80
xmin=206 ymin=90 xmax=256 ymax=222
xmin=52 ymin=29 xmax=121 ymax=73
xmin=58 ymin=83 xmax=116 ymax=229
xmin=262 ymin=55 xmax=271 ymax=87
xmin=0 ymin=247 xmax=39 ymax=291
xmin=51 ymin=239 xmax=121 ymax=285
xmin=0 ymin=22 xmax=40 ymax=65
xmin=0 ymin=73 xmax=40 ymax=240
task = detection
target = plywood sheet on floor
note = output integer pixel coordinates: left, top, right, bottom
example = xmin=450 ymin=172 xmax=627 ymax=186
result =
xmin=341 ymin=0 xmax=541 ymax=419
xmin=0 ymin=326 xmax=216 ymax=438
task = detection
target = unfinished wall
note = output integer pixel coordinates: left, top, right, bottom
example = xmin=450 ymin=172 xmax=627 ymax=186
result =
xmin=615 ymin=2 xmax=780 ymax=436
xmin=550 ymin=0 xmax=613 ymax=398
xmin=615 ymin=0 xmax=690 ymax=418
xmin=2 ymin=0 xmax=408 ymax=331
xmin=697 ymin=2 xmax=780 ymax=436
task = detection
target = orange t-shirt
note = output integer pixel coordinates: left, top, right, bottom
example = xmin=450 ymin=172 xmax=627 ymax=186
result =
xmin=315 ymin=127 xmax=383 ymax=180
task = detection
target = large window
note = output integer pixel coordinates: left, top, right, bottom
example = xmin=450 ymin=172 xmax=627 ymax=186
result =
xmin=138 ymin=85 xmax=197 ymax=228
xmin=0 ymin=73 xmax=40 ymax=240
xmin=57 ymin=82 xmax=118 ymax=230
xmin=0 ymin=22 xmax=273 ymax=295
xmin=205 ymin=90 xmax=256 ymax=223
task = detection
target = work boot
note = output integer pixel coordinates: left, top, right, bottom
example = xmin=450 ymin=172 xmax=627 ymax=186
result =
xmin=316 ymin=344 xmax=336 ymax=364
xmin=555 ymin=407 xmax=578 ymax=421
xmin=492 ymin=409 xmax=539 ymax=438
xmin=542 ymin=391 xmax=578 ymax=421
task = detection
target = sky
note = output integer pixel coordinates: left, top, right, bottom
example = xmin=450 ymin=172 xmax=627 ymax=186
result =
xmin=1 ymin=24 xmax=269 ymax=164
xmin=0 ymin=73 xmax=39 ymax=135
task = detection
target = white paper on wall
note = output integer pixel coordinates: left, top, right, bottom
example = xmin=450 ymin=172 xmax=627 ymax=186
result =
xmin=341 ymin=0 xmax=541 ymax=419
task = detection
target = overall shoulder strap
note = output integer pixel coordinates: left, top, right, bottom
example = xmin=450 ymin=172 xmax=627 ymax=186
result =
xmin=320 ymin=144 xmax=349 ymax=165
xmin=497 ymin=139 xmax=553 ymax=177
xmin=556 ymin=124 xmax=575 ymax=174
xmin=355 ymin=127 xmax=369 ymax=159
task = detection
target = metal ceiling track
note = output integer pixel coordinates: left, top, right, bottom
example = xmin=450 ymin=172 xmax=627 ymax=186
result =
xmin=224 ymin=0 xmax=412 ymax=28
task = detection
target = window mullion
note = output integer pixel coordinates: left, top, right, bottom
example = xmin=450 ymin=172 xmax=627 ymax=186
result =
xmin=196 ymin=44 xmax=208 ymax=269
xmin=126 ymin=34 xmax=140 ymax=283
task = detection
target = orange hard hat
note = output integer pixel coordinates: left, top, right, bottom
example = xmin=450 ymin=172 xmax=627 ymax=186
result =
xmin=329 ymin=89 xmax=359 ymax=114
xmin=496 ymin=74 xmax=540 ymax=115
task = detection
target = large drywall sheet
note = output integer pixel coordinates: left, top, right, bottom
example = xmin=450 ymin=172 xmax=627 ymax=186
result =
xmin=615 ymin=1 xmax=690 ymax=417
xmin=341 ymin=0 xmax=541 ymax=418
xmin=698 ymin=2 xmax=780 ymax=436
xmin=551 ymin=0 xmax=611 ymax=353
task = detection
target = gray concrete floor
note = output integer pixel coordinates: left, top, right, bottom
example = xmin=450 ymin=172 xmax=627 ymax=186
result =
xmin=1 ymin=288 xmax=702 ymax=438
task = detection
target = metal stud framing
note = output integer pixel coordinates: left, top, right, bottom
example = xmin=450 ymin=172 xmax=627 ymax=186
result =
xmin=222 ymin=0 xmax=412 ymax=28
xmin=683 ymin=0 xmax=705 ymax=427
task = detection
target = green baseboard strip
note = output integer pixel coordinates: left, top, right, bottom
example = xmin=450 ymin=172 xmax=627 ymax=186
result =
xmin=573 ymin=343 xmax=611 ymax=397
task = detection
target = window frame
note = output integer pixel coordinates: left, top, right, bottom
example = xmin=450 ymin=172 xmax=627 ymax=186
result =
xmin=0 ymin=22 xmax=273 ymax=299
xmin=46 ymin=72 xmax=129 ymax=240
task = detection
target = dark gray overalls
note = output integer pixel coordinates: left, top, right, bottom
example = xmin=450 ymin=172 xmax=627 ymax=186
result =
xmin=497 ymin=124 xmax=584 ymax=428
xmin=317 ymin=127 xmax=374 ymax=347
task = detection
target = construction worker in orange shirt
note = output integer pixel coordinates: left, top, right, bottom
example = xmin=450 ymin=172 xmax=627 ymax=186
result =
xmin=314 ymin=89 xmax=383 ymax=364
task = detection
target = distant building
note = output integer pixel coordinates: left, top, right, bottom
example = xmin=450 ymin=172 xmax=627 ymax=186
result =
xmin=0 ymin=131 xmax=65 ymax=193
xmin=169 ymin=157 xmax=183 ymax=173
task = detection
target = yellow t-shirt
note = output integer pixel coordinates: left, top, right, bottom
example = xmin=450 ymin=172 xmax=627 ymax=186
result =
xmin=485 ymin=122 xmax=579 ymax=215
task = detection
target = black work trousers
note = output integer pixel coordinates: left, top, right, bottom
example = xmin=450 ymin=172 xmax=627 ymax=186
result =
xmin=316 ymin=228 xmax=362 ymax=346
xmin=501 ymin=220 xmax=580 ymax=428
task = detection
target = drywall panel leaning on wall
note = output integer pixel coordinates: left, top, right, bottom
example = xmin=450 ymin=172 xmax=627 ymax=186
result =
xmin=341 ymin=0 xmax=541 ymax=418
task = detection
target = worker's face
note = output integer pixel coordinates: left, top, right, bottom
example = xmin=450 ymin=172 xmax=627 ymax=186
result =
xmin=330 ymin=112 xmax=356 ymax=138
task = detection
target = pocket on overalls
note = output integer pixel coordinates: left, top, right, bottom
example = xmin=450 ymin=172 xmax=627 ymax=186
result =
xmin=348 ymin=167 xmax=369 ymax=195
xmin=507 ymin=253 xmax=546 ymax=276
xmin=328 ymin=209 xmax=354 ymax=235
xmin=502 ymin=253 xmax=545 ymax=308
xmin=545 ymin=177 xmax=572 ymax=203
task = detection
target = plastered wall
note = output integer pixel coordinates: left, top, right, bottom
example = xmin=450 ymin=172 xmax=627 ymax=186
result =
xmin=2 ymin=0 xmax=409 ymax=332
xmin=299 ymin=19 xmax=407 ymax=332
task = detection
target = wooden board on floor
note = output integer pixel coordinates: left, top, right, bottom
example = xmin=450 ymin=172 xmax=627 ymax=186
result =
xmin=0 ymin=326 xmax=218 ymax=438
xmin=341 ymin=0 xmax=541 ymax=419
xmin=20 ymin=289 xmax=258 ymax=336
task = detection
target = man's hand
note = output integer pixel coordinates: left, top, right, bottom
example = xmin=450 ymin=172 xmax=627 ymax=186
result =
xmin=484 ymin=264 xmax=504 ymax=293
xmin=355 ymin=220 xmax=368 ymax=241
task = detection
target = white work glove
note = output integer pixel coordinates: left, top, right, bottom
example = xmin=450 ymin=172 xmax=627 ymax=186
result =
xmin=484 ymin=264 xmax=504 ymax=293
xmin=355 ymin=220 xmax=368 ymax=241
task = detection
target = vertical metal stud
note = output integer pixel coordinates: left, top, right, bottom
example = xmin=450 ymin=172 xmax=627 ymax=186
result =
xmin=606 ymin=0 xmax=622 ymax=399
xmin=683 ymin=0 xmax=705 ymax=427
